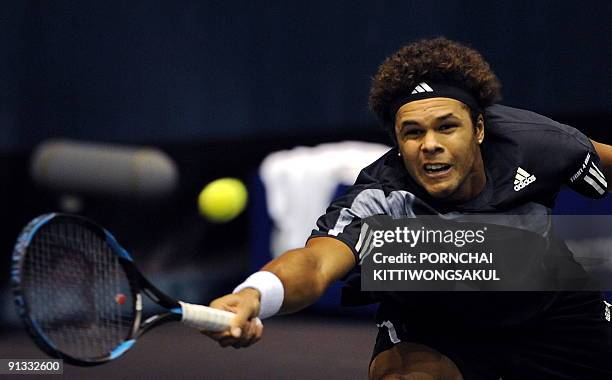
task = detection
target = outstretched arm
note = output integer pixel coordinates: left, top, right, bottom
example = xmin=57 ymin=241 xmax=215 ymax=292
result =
xmin=261 ymin=237 xmax=355 ymax=314
xmin=203 ymin=236 xmax=355 ymax=348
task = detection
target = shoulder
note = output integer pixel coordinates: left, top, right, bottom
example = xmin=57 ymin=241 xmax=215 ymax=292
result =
xmin=485 ymin=104 xmax=560 ymax=126
xmin=485 ymin=104 xmax=592 ymax=149
xmin=482 ymin=105 xmax=604 ymax=202
xmin=484 ymin=105 xmax=594 ymax=170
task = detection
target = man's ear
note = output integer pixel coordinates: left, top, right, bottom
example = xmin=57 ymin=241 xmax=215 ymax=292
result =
xmin=475 ymin=114 xmax=485 ymax=144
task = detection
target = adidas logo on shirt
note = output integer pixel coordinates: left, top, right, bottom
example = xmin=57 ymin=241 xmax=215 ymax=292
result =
xmin=411 ymin=82 xmax=434 ymax=94
xmin=514 ymin=167 xmax=536 ymax=191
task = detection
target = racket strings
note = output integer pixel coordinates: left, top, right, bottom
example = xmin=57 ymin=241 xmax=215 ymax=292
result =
xmin=22 ymin=220 xmax=135 ymax=360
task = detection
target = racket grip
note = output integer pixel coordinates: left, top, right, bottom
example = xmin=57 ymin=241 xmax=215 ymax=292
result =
xmin=179 ymin=301 xmax=235 ymax=331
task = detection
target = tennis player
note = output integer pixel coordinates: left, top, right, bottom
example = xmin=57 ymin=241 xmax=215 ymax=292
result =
xmin=204 ymin=37 xmax=612 ymax=379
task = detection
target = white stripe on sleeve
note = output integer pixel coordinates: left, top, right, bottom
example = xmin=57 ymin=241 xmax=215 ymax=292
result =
xmin=584 ymin=175 xmax=606 ymax=195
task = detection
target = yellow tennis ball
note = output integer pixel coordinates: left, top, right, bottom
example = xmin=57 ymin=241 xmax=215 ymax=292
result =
xmin=198 ymin=178 xmax=248 ymax=222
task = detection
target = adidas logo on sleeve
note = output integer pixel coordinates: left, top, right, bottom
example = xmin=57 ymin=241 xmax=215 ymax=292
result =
xmin=514 ymin=167 xmax=536 ymax=191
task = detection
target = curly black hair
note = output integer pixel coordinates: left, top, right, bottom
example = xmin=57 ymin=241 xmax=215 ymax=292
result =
xmin=369 ymin=37 xmax=502 ymax=133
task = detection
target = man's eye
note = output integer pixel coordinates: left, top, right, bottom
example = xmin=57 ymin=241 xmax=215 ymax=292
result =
xmin=404 ymin=129 xmax=423 ymax=136
xmin=438 ymin=124 xmax=457 ymax=132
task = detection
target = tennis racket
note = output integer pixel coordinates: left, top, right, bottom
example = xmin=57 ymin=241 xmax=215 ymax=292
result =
xmin=11 ymin=213 xmax=248 ymax=366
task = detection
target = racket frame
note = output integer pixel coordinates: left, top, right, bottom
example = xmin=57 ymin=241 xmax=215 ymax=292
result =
xmin=12 ymin=213 xmax=185 ymax=366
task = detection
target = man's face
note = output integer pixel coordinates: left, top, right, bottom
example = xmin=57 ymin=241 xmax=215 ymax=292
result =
xmin=394 ymin=97 xmax=485 ymax=202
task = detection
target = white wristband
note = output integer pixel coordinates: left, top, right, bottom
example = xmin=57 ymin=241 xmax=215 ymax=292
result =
xmin=233 ymin=271 xmax=284 ymax=319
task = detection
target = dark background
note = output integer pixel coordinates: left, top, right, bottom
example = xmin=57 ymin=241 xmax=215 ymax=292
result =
xmin=1 ymin=1 xmax=611 ymax=377
xmin=2 ymin=1 xmax=611 ymax=150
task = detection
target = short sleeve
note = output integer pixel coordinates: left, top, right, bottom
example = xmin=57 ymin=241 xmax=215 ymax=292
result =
xmin=561 ymin=129 xmax=607 ymax=198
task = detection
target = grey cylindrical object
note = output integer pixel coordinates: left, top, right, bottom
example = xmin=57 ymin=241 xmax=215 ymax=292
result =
xmin=30 ymin=139 xmax=178 ymax=198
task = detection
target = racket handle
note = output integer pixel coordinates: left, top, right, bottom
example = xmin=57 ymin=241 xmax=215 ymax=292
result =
xmin=179 ymin=301 xmax=235 ymax=331
xmin=179 ymin=302 xmax=264 ymax=332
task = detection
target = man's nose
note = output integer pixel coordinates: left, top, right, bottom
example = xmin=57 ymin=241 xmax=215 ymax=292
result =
xmin=421 ymin=131 xmax=443 ymax=155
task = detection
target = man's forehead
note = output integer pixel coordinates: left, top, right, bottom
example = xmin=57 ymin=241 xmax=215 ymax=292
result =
xmin=395 ymin=97 xmax=467 ymax=121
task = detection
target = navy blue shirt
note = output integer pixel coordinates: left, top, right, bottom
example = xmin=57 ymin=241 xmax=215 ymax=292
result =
xmin=308 ymin=105 xmax=607 ymax=324
xmin=310 ymin=104 xmax=606 ymax=261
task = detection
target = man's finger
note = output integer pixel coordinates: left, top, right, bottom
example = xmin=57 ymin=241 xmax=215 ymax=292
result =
xmin=229 ymin=304 xmax=254 ymax=338
xmin=209 ymin=296 xmax=238 ymax=311
xmin=241 ymin=319 xmax=264 ymax=347
xmin=254 ymin=321 xmax=263 ymax=340
xmin=241 ymin=319 xmax=258 ymax=343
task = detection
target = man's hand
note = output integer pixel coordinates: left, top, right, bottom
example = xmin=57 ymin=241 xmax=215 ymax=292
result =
xmin=201 ymin=288 xmax=264 ymax=349
xmin=201 ymin=238 xmax=355 ymax=348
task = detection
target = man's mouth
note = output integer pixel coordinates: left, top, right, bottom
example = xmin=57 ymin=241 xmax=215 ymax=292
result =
xmin=423 ymin=163 xmax=452 ymax=177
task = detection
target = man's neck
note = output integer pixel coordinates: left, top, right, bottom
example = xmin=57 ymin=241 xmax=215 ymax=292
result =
xmin=442 ymin=156 xmax=487 ymax=204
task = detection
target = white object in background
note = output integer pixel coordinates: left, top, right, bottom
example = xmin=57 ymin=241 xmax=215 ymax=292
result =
xmin=260 ymin=141 xmax=390 ymax=257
